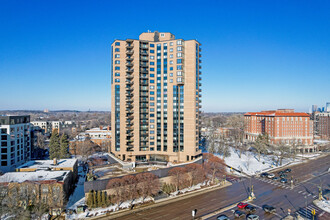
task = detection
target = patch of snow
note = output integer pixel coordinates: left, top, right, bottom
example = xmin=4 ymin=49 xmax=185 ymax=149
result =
xmin=66 ymin=196 xmax=153 ymax=219
xmin=314 ymin=199 xmax=330 ymax=213
xmin=220 ymin=147 xmax=302 ymax=176
xmin=66 ymin=166 xmax=87 ymax=210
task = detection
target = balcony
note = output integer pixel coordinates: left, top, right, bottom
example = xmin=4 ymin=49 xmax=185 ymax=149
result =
xmin=140 ymin=86 xmax=148 ymax=92
xmin=126 ymin=56 xmax=133 ymax=61
xmin=126 ymin=44 xmax=133 ymax=49
xmin=127 ymin=132 xmax=134 ymax=137
xmin=126 ymin=146 xmax=134 ymax=152
xmin=140 ymin=98 xmax=148 ymax=102
xmin=140 ymin=103 xmax=148 ymax=108
xmin=199 ymin=47 xmax=202 ymax=52
xmin=140 ymin=92 xmax=148 ymax=97
xmin=141 ymin=137 xmax=148 ymax=142
xmin=126 ymin=80 xmax=133 ymax=85
xmin=126 ymin=50 xmax=134 ymax=55
xmin=141 ymin=57 xmax=148 ymax=61
xmin=199 ymin=53 xmax=202 ymax=58
xmin=199 ymin=82 xmax=202 ymax=86
xmin=126 ymin=87 xmax=133 ymax=92
xmin=140 ymin=74 xmax=148 ymax=79
xmin=140 ymin=51 xmax=148 ymax=56
xmin=126 ymin=97 xmax=133 ymax=102
xmin=199 ymin=65 xmax=202 ymax=69
xmin=199 ymin=76 xmax=202 ymax=81
xmin=140 ymin=81 xmax=148 ymax=86
xmin=126 ymin=68 xmax=134 ymax=73
xmin=126 ymin=39 xmax=134 ymax=43
xmin=126 ymin=74 xmax=133 ymax=79
xmin=140 ymin=69 xmax=148 ymax=74
xmin=140 ymin=63 xmax=148 ymax=68
xmin=127 ymin=110 xmax=134 ymax=114
xmin=199 ymin=71 xmax=202 ymax=75
xmin=140 ymin=44 xmax=149 ymax=49
xmin=199 ymin=59 xmax=202 ymax=63
xmin=126 ymin=62 xmax=134 ymax=67
xmin=140 ymin=109 xmax=148 ymax=114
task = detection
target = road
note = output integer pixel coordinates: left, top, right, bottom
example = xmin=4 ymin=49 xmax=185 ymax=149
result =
xmin=103 ymin=154 xmax=330 ymax=220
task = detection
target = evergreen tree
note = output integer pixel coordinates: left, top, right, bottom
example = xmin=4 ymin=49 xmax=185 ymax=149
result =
xmin=49 ymin=130 xmax=60 ymax=159
xmin=86 ymin=191 xmax=93 ymax=208
xmin=60 ymin=133 xmax=70 ymax=159
xmin=101 ymin=191 xmax=106 ymax=207
xmin=97 ymin=191 xmax=102 ymax=207
xmin=93 ymin=191 xmax=97 ymax=208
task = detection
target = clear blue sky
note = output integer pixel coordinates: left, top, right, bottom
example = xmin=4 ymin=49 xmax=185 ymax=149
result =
xmin=1 ymin=0 xmax=329 ymax=112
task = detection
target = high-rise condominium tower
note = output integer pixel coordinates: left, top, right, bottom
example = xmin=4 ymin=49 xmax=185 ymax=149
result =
xmin=111 ymin=31 xmax=202 ymax=163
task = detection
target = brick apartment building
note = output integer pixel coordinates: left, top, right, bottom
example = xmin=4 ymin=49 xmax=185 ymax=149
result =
xmin=244 ymin=109 xmax=313 ymax=145
xmin=314 ymin=112 xmax=330 ymax=140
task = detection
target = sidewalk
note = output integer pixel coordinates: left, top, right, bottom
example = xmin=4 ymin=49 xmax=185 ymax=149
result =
xmin=90 ymin=181 xmax=232 ymax=219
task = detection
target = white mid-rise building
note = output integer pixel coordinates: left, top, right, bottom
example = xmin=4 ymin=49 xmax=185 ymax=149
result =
xmin=0 ymin=115 xmax=31 ymax=173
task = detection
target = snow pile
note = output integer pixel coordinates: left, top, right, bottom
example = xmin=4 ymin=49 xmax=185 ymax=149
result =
xmin=170 ymin=181 xmax=212 ymax=197
xmin=66 ymin=197 xmax=153 ymax=219
xmin=314 ymin=199 xmax=330 ymax=213
xmin=221 ymin=148 xmax=301 ymax=176
xmin=296 ymin=153 xmax=321 ymax=158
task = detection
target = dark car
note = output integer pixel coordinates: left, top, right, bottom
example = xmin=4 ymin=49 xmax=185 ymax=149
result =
xmin=263 ymin=205 xmax=276 ymax=213
xmin=280 ymin=178 xmax=288 ymax=183
xmin=280 ymin=174 xmax=287 ymax=178
xmin=284 ymin=168 xmax=291 ymax=173
xmin=234 ymin=210 xmax=245 ymax=218
xmin=245 ymin=205 xmax=257 ymax=212
xmin=260 ymin=172 xmax=269 ymax=178
xmin=272 ymin=176 xmax=279 ymax=181
xmin=278 ymin=171 xmax=284 ymax=175
xmin=217 ymin=214 xmax=230 ymax=220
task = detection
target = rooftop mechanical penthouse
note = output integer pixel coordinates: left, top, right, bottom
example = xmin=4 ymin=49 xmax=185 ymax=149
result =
xmin=111 ymin=31 xmax=202 ymax=163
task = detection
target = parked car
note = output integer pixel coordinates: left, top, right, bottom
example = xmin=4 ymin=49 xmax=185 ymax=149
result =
xmin=272 ymin=176 xmax=279 ymax=181
xmin=278 ymin=171 xmax=284 ymax=175
xmin=263 ymin=205 xmax=276 ymax=213
xmin=260 ymin=172 xmax=269 ymax=178
xmin=246 ymin=214 xmax=259 ymax=220
xmin=217 ymin=214 xmax=230 ymax=220
xmin=233 ymin=210 xmax=245 ymax=218
xmin=245 ymin=205 xmax=256 ymax=212
xmin=280 ymin=178 xmax=288 ymax=183
xmin=237 ymin=202 xmax=249 ymax=209
xmin=267 ymin=173 xmax=275 ymax=179
xmin=284 ymin=168 xmax=291 ymax=173
xmin=280 ymin=174 xmax=287 ymax=179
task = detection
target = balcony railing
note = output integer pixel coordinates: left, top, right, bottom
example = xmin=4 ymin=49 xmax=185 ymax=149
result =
xmin=140 ymin=51 xmax=148 ymax=56
xmin=126 ymin=62 xmax=133 ymax=67
xmin=126 ymin=68 xmax=134 ymax=73
xmin=126 ymin=44 xmax=133 ymax=49
xmin=126 ymin=56 xmax=133 ymax=61
xmin=126 ymin=50 xmax=134 ymax=55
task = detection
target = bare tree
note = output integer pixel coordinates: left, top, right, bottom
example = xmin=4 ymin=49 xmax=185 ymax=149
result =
xmin=205 ymin=155 xmax=226 ymax=183
xmin=168 ymin=167 xmax=187 ymax=191
xmin=271 ymin=144 xmax=290 ymax=166
xmin=106 ymin=178 xmax=124 ymax=206
xmin=186 ymin=163 xmax=205 ymax=186
xmin=36 ymin=133 xmax=46 ymax=149
xmin=136 ymin=173 xmax=160 ymax=201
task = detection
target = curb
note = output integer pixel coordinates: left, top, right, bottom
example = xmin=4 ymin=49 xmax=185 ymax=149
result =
xmin=90 ymin=181 xmax=232 ymax=219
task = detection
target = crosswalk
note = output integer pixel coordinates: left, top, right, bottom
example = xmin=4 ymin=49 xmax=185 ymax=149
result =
xmin=295 ymin=204 xmax=325 ymax=219
xmin=226 ymin=176 xmax=244 ymax=183
xmin=255 ymin=177 xmax=293 ymax=189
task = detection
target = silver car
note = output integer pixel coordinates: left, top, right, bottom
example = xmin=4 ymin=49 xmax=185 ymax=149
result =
xmin=246 ymin=214 xmax=259 ymax=220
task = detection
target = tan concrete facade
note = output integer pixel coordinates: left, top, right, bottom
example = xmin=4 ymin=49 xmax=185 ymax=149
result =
xmin=111 ymin=32 xmax=202 ymax=163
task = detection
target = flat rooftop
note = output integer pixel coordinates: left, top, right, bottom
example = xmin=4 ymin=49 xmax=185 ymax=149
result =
xmin=0 ymin=170 xmax=69 ymax=183
xmin=17 ymin=158 xmax=77 ymax=170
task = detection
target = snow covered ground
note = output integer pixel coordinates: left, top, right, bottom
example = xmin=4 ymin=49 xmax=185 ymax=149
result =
xmin=314 ymin=199 xmax=330 ymax=213
xmin=219 ymin=148 xmax=303 ymax=176
xmin=66 ymin=166 xmax=87 ymax=210
xmin=66 ymin=197 xmax=153 ymax=219
xmin=169 ymin=181 xmax=211 ymax=197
